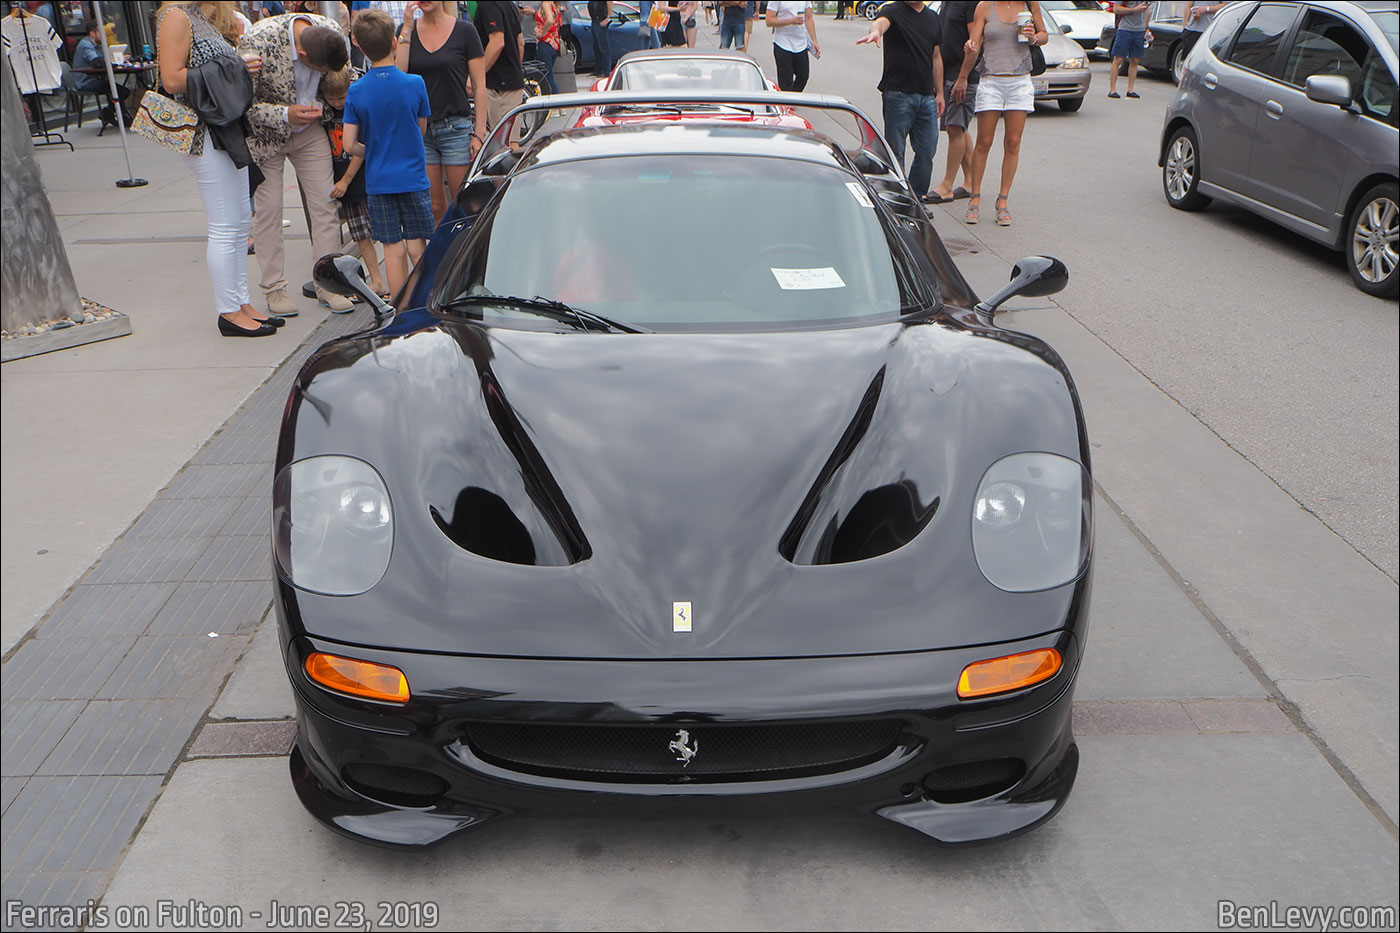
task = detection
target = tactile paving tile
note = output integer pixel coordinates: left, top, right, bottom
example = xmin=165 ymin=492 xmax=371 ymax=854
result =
xmin=0 ymin=638 xmax=137 ymax=703
xmin=185 ymin=536 xmax=275 ymax=583
xmin=122 ymin=498 xmax=240 ymax=539
xmin=144 ymin=582 xmax=271 ymax=638
xmin=36 ymin=699 xmax=209 ymax=776
xmin=33 ymin=584 xmax=177 ymax=640
xmin=1 ymin=702 xmax=86 ymax=777
xmin=82 ymin=538 xmax=212 ymax=585
xmin=160 ymin=463 xmax=266 ymax=501
xmin=1 ymin=775 xmax=162 ymax=873
xmin=95 ymin=636 xmax=246 ymax=701
xmin=217 ymin=498 xmax=272 ymax=538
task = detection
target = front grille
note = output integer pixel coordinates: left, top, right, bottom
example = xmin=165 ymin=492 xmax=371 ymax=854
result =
xmin=463 ymin=720 xmax=905 ymax=783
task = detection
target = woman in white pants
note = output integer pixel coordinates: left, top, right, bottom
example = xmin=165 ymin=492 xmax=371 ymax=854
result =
xmin=157 ymin=2 xmax=279 ymax=337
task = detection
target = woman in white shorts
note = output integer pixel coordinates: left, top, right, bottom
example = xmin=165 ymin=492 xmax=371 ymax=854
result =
xmin=962 ymin=0 xmax=1046 ymax=225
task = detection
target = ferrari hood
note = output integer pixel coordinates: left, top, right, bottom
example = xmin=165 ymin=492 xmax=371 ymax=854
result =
xmin=282 ymin=316 xmax=1088 ymax=659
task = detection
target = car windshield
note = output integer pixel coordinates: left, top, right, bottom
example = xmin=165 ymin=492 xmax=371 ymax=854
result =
xmin=1038 ymin=1 xmax=1105 ymax=11
xmin=1372 ymin=11 xmax=1398 ymax=53
xmin=440 ymin=155 xmax=932 ymax=330
xmin=611 ymin=58 xmax=768 ymax=90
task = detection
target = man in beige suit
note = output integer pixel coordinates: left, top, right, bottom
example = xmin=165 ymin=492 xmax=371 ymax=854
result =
xmin=239 ymin=12 xmax=352 ymax=316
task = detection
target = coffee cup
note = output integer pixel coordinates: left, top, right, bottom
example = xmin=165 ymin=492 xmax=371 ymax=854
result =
xmin=1017 ymin=10 xmax=1032 ymax=41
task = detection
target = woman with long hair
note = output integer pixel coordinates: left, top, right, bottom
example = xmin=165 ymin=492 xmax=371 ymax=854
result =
xmin=960 ymin=0 xmax=1046 ymax=226
xmin=397 ymin=0 xmax=489 ymax=224
xmin=534 ymin=0 xmax=562 ymax=93
xmin=156 ymin=2 xmax=276 ymax=336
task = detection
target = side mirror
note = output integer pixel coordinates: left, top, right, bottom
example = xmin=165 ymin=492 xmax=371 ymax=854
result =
xmin=974 ymin=256 xmax=1069 ymax=316
xmin=1305 ymin=74 xmax=1352 ymax=108
xmin=480 ymin=148 xmax=521 ymax=177
xmin=314 ymin=253 xmax=393 ymax=316
xmin=849 ymin=148 xmax=890 ymax=175
xmin=877 ymin=190 xmax=922 ymax=219
xmin=1061 ymin=23 xmax=1073 ymax=33
xmin=454 ymin=177 xmax=498 ymax=219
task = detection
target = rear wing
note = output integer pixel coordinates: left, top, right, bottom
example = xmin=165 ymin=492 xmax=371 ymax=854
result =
xmin=468 ymin=89 xmax=907 ymax=187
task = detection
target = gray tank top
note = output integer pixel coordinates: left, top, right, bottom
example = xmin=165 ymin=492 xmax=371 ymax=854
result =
xmin=978 ymin=3 xmax=1032 ymax=77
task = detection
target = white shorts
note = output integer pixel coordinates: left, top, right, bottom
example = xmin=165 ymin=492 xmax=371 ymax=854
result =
xmin=974 ymin=73 xmax=1035 ymax=113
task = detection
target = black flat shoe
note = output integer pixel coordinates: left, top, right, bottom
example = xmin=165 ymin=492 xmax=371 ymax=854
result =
xmin=219 ymin=316 xmax=277 ymax=337
xmin=250 ymin=314 xmax=286 ymax=328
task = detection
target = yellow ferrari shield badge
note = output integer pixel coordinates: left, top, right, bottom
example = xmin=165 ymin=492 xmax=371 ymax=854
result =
xmin=673 ymin=601 xmax=692 ymax=633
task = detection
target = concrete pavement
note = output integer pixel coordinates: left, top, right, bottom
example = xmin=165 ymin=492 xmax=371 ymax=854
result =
xmin=3 ymin=52 xmax=1397 ymax=932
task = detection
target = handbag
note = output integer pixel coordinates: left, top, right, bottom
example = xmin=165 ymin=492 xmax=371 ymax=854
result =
xmin=1029 ymin=42 xmax=1046 ymax=76
xmin=647 ymin=3 xmax=668 ymax=30
xmin=131 ymin=89 xmax=204 ymax=155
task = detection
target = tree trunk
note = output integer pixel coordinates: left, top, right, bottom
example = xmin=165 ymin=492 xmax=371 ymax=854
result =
xmin=1 ymin=60 xmax=83 ymax=336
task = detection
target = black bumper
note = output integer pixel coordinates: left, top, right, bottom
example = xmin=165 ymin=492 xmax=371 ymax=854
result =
xmin=280 ymin=626 xmax=1084 ymax=849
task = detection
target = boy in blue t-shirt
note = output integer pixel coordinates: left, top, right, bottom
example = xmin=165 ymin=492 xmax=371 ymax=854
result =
xmin=343 ymin=9 xmax=433 ymax=296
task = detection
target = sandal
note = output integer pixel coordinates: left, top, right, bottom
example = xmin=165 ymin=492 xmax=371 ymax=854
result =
xmin=964 ymin=193 xmax=981 ymax=224
xmin=996 ymin=195 xmax=1011 ymax=226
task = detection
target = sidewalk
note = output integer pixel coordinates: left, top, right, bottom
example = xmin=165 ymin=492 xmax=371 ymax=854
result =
xmin=1 ymin=127 xmax=344 ymax=654
xmin=2 ymin=125 xmax=372 ymax=919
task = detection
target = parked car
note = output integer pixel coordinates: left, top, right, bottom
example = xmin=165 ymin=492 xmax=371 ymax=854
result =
xmin=1039 ymin=7 xmax=1094 ymax=110
xmin=286 ymin=90 xmax=1093 ymax=850
xmin=566 ymin=0 xmax=645 ymax=72
xmin=1039 ymin=0 xmax=1116 ymax=55
xmin=1096 ymin=0 xmax=1190 ymax=81
xmin=1160 ymin=0 xmax=1399 ymax=298
xmin=858 ymin=0 xmax=886 ymax=20
xmin=578 ymin=48 xmax=810 ymax=127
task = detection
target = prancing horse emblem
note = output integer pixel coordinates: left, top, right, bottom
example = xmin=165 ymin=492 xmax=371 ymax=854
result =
xmin=669 ymin=729 xmax=699 ymax=766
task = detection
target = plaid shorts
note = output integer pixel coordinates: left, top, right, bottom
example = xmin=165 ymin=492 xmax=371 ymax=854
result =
xmin=339 ymin=198 xmax=372 ymax=243
xmin=366 ymin=189 xmax=434 ymax=245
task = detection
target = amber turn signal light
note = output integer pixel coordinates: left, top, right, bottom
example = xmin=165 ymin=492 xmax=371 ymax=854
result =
xmin=305 ymin=653 xmax=410 ymax=704
xmin=958 ymin=648 xmax=1062 ymax=699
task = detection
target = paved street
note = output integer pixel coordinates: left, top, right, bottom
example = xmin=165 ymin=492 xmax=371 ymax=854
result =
xmin=2 ymin=18 xmax=1396 ymax=933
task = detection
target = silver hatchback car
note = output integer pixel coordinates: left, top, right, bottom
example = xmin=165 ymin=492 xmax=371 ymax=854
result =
xmin=1159 ymin=1 xmax=1399 ymax=298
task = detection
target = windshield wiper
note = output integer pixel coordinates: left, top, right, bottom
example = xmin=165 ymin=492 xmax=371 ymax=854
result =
xmin=442 ymin=292 xmax=650 ymax=334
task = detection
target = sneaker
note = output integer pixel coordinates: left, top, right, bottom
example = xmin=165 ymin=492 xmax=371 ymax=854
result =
xmin=318 ymin=289 xmax=355 ymax=314
xmin=266 ymin=288 xmax=299 ymax=317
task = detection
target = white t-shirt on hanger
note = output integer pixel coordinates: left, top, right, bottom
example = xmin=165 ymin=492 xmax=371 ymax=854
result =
xmin=2 ymin=12 xmax=63 ymax=94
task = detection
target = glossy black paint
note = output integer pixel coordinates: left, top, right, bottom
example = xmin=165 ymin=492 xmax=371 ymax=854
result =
xmin=274 ymin=116 xmax=1093 ymax=848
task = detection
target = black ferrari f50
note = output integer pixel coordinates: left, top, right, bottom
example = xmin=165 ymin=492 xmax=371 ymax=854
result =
xmin=274 ymin=92 xmax=1092 ymax=848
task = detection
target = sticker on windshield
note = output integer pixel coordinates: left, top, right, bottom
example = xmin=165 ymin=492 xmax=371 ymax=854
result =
xmin=845 ymin=182 xmax=873 ymax=208
xmin=771 ymin=267 xmax=846 ymax=290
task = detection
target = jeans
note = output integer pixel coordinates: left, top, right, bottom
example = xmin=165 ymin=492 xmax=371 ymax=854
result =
xmin=185 ymin=142 xmax=251 ymax=315
xmin=882 ymin=90 xmax=940 ymax=198
xmin=590 ymin=17 xmax=611 ymax=75
xmin=537 ymin=41 xmax=559 ymax=93
xmin=719 ymin=16 xmax=745 ymax=48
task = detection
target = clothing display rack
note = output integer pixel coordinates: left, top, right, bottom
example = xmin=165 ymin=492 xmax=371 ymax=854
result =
xmin=5 ymin=7 xmax=72 ymax=150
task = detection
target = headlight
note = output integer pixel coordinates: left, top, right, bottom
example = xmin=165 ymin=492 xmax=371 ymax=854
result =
xmin=1059 ymin=57 xmax=1088 ymax=70
xmin=972 ymin=453 xmax=1090 ymax=593
xmin=273 ymin=455 xmax=393 ymax=596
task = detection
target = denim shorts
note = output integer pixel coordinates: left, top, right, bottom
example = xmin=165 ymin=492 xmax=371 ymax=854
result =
xmin=1111 ymin=28 xmax=1146 ymax=60
xmin=367 ymin=189 xmax=434 ymax=244
xmin=423 ymin=114 xmax=475 ymax=167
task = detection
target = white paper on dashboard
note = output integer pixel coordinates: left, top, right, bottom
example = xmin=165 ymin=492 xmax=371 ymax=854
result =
xmin=771 ymin=267 xmax=846 ymax=290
